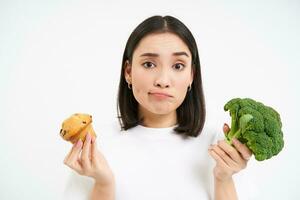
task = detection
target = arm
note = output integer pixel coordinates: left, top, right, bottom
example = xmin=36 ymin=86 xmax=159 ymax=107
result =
xmin=209 ymin=124 xmax=252 ymax=200
xmin=214 ymin=177 xmax=237 ymax=200
xmin=64 ymin=133 xmax=116 ymax=200
xmin=90 ymin=182 xmax=115 ymax=200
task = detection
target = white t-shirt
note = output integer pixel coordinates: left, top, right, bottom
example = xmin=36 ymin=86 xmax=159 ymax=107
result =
xmin=62 ymin=121 xmax=257 ymax=200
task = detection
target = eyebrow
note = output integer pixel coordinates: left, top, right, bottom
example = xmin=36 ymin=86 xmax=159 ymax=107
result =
xmin=139 ymin=51 xmax=190 ymax=58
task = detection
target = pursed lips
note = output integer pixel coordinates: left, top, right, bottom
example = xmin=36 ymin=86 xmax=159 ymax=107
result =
xmin=149 ymin=92 xmax=173 ymax=98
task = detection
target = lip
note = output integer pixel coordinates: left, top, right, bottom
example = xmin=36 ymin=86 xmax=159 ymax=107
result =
xmin=149 ymin=92 xmax=173 ymax=98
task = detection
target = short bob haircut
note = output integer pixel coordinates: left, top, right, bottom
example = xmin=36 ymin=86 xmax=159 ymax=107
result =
xmin=117 ymin=15 xmax=205 ymax=137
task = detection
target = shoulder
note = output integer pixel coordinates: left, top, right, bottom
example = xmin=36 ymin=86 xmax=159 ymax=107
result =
xmin=196 ymin=125 xmax=225 ymax=144
xmin=94 ymin=119 xmax=122 ymax=138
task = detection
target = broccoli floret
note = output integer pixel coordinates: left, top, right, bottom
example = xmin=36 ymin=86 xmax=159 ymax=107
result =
xmin=224 ymin=98 xmax=284 ymax=161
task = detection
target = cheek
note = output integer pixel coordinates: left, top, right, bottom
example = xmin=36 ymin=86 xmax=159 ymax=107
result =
xmin=131 ymin=69 xmax=152 ymax=102
xmin=174 ymin=77 xmax=190 ymax=100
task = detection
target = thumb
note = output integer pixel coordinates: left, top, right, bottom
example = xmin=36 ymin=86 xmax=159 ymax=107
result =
xmin=223 ymin=123 xmax=230 ymax=135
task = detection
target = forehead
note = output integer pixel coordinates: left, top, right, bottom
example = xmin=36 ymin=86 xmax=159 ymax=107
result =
xmin=133 ymin=32 xmax=191 ymax=58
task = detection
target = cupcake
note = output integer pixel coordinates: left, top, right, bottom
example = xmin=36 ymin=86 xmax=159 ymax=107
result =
xmin=60 ymin=113 xmax=96 ymax=144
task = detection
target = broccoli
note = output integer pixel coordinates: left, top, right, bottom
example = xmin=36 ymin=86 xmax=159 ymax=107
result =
xmin=224 ymin=98 xmax=284 ymax=161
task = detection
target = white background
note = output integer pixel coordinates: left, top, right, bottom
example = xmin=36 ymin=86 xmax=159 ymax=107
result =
xmin=0 ymin=0 xmax=299 ymax=199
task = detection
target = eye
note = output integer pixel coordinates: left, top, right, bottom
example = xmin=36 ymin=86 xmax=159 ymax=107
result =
xmin=173 ymin=63 xmax=185 ymax=71
xmin=142 ymin=61 xmax=155 ymax=69
xmin=82 ymin=121 xmax=87 ymax=124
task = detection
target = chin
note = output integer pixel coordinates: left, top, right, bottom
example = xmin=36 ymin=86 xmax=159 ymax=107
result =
xmin=148 ymin=105 xmax=175 ymax=115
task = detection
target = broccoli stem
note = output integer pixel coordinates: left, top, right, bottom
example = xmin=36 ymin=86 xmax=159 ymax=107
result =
xmin=226 ymin=110 xmax=238 ymax=143
xmin=226 ymin=114 xmax=253 ymax=145
xmin=226 ymin=129 xmax=242 ymax=145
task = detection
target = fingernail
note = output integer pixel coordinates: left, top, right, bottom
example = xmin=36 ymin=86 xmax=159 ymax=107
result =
xmin=86 ymin=132 xmax=91 ymax=141
xmin=232 ymin=138 xmax=237 ymax=144
xmin=76 ymin=139 xmax=82 ymax=148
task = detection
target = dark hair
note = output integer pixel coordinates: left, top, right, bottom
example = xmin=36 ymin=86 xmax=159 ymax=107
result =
xmin=117 ymin=15 xmax=205 ymax=137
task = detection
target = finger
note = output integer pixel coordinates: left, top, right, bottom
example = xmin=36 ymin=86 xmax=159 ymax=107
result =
xmin=81 ymin=132 xmax=92 ymax=169
xmin=218 ymin=140 xmax=244 ymax=163
xmin=208 ymin=148 xmax=229 ymax=169
xmin=90 ymin=140 xmax=93 ymax=160
xmin=92 ymin=136 xmax=107 ymax=163
xmin=91 ymin=135 xmax=97 ymax=160
xmin=92 ymin=136 xmax=111 ymax=169
xmin=63 ymin=142 xmax=77 ymax=163
xmin=64 ymin=139 xmax=82 ymax=163
xmin=210 ymin=144 xmax=239 ymax=168
xmin=91 ymin=135 xmax=101 ymax=167
xmin=64 ymin=139 xmax=83 ymax=172
xmin=232 ymin=138 xmax=252 ymax=160
xmin=223 ymin=123 xmax=230 ymax=135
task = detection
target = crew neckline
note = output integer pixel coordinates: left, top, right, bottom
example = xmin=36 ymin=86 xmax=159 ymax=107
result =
xmin=129 ymin=124 xmax=179 ymax=139
xmin=137 ymin=124 xmax=178 ymax=131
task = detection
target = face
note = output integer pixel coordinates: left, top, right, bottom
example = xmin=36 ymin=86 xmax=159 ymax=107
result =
xmin=124 ymin=32 xmax=193 ymax=118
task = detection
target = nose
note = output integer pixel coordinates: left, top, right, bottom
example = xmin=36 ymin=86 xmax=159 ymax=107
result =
xmin=154 ymin=70 xmax=170 ymax=89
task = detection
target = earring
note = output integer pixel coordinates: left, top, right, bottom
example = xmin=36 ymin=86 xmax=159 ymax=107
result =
xmin=188 ymin=84 xmax=192 ymax=92
xmin=128 ymin=83 xmax=132 ymax=89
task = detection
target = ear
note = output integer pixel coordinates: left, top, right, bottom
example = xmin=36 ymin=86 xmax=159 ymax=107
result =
xmin=124 ymin=60 xmax=132 ymax=83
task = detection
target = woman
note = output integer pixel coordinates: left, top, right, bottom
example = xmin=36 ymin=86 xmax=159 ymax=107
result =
xmin=63 ymin=15 xmax=252 ymax=200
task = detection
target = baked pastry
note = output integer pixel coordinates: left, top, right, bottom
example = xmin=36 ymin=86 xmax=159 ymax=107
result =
xmin=60 ymin=113 xmax=96 ymax=144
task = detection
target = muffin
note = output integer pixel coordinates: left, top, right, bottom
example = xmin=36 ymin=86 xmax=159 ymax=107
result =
xmin=60 ymin=113 xmax=96 ymax=144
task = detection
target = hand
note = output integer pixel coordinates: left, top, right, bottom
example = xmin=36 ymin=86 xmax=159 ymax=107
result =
xmin=64 ymin=132 xmax=115 ymax=187
xmin=208 ymin=123 xmax=252 ymax=182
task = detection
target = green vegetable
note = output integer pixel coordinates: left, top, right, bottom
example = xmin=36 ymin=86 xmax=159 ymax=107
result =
xmin=224 ymin=98 xmax=284 ymax=161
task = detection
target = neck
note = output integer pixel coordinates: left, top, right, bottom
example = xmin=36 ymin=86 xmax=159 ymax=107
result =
xmin=138 ymin=106 xmax=177 ymax=128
